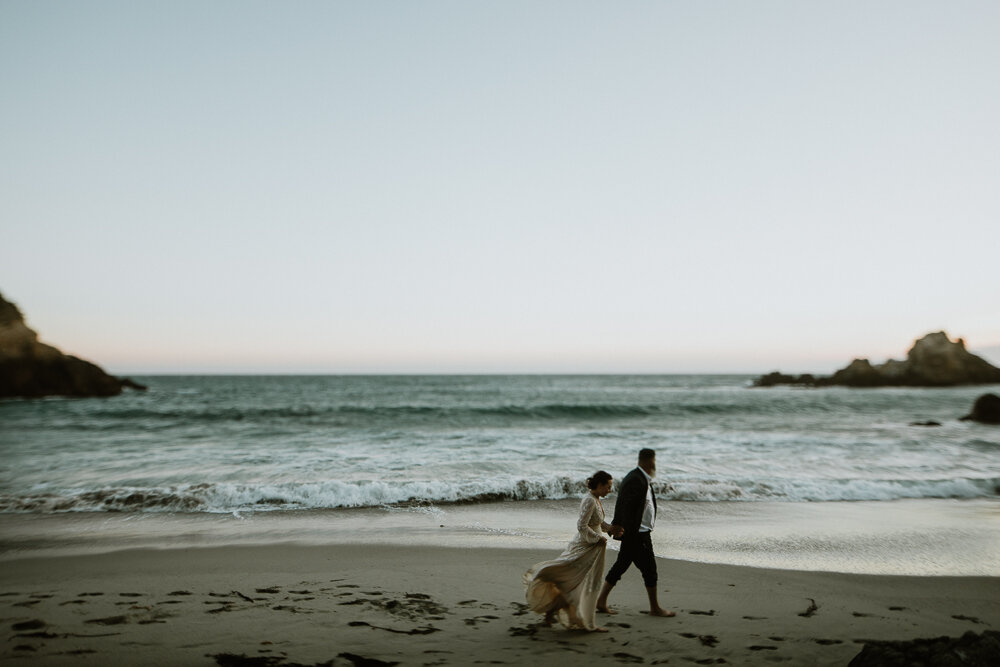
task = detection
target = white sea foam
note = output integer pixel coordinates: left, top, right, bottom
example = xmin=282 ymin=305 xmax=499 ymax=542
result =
xmin=1 ymin=474 xmax=997 ymax=514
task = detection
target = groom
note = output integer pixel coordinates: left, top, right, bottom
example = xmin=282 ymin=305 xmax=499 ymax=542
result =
xmin=596 ymin=448 xmax=674 ymax=617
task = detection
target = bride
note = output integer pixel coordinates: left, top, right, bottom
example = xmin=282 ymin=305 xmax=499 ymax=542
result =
xmin=523 ymin=471 xmax=620 ymax=632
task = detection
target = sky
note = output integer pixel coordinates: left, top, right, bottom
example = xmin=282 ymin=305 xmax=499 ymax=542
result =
xmin=2 ymin=1 xmax=999 ymax=374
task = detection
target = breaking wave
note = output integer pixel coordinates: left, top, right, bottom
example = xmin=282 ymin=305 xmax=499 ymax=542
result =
xmin=3 ymin=476 xmax=997 ymax=514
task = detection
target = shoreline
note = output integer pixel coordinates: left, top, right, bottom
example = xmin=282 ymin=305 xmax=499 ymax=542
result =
xmin=3 ymin=543 xmax=998 ymax=666
xmin=3 ymin=497 xmax=999 ymax=576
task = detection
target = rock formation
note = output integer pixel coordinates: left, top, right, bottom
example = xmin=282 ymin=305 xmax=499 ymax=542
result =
xmin=849 ymin=630 xmax=1000 ymax=666
xmin=0 ymin=292 xmax=146 ymax=399
xmin=961 ymin=393 xmax=1000 ymax=425
xmin=754 ymin=332 xmax=1000 ymax=388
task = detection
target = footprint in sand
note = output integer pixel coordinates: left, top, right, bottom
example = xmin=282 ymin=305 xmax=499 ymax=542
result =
xmin=509 ymin=602 xmax=529 ymax=617
xmin=679 ymin=632 xmax=719 ymax=648
xmin=271 ymin=605 xmax=303 ymax=613
xmin=86 ymin=615 xmax=128 ymax=626
xmin=210 ymin=603 xmax=246 ymax=614
xmin=347 ymin=620 xmax=440 ymax=635
xmin=12 ymin=620 xmax=47 ymax=631
xmin=814 ymin=639 xmax=843 ymax=645
xmin=10 ymin=619 xmax=58 ymax=640
xmin=748 ymin=645 xmax=778 ymax=651
xmin=951 ymin=614 xmax=983 ymax=624
xmin=463 ymin=615 xmax=500 ymax=627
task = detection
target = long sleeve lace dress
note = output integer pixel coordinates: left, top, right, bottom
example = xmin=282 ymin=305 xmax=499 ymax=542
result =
xmin=522 ymin=493 xmax=609 ymax=630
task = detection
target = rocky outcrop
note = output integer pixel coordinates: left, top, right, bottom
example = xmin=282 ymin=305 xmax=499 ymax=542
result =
xmin=753 ymin=372 xmax=816 ymax=388
xmin=849 ymin=630 xmax=1000 ymax=666
xmin=754 ymin=332 xmax=1000 ymax=388
xmin=0 ymin=292 xmax=146 ymax=399
xmin=961 ymin=394 xmax=1000 ymax=425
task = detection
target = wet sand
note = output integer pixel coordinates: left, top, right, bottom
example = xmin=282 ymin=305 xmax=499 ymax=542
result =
xmin=4 ymin=497 xmax=998 ymax=576
xmin=2 ymin=543 xmax=998 ymax=666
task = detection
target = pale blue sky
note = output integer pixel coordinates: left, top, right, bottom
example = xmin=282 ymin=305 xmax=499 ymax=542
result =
xmin=2 ymin=1 xmax=998 ymax=373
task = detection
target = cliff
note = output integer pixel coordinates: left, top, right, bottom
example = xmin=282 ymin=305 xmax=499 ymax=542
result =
xmin=0 ymin=292 xmax=146 ymax=398
xmin=754 ymin=332 xmax=1000 ymax=388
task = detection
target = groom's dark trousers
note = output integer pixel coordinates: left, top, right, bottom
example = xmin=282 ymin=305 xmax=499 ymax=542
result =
xmin=606 ymin=467 xmax=658 ymax=588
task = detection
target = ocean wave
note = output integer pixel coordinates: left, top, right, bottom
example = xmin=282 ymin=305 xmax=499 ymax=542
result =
xmin=73 ymin=401 xmax=749 ymax=425
xmin=658 ymin=477 xmax=1000 ymax=502
xmin=2 ymin=475 xmax=998 ymax=514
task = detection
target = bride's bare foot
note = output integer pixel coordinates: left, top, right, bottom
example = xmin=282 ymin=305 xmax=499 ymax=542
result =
xmin=649 ymin=607 xmax=675 ymax=617
xmin=591 ymin=625 xmax=609 ymax=632
xmin=596 ymin=605 xmax=617 ymax=615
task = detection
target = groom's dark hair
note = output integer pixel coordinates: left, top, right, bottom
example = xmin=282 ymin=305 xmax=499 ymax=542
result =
xmin=638 ymin=448 xmax=655 ymax=463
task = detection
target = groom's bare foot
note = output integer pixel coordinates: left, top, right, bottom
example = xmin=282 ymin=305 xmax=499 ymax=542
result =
xmin=649 ymin=607 xmax=675 ymax=617
xmin=596 ymin=604 xmax=617 ymax=615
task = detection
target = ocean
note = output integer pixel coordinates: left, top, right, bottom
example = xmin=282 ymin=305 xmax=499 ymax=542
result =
xmin=2 ymin=375 xmax=999 ymax=575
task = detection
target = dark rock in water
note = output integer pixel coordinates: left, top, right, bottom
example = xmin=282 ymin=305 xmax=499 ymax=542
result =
xmin=0 ymin=292 xmax=147 ymax=399
xmin=753 ymin=372 xmax=816 ymax=387
xmin=849 ymin=630 xmax=1000 ymax=666
xmin=961 ymin=393 xmax=1000 ymax=425
xmin=754 ymin=332 xmax=1000 ymax=388
xmin=909 ymin=420 xmax=942 ymax=427
xmin=827 ymin=358 xmax=886 ymax=387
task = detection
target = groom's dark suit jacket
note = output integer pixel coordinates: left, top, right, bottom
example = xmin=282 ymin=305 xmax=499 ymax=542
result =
xmin=611 ymin=467 xmax=656 ymax=541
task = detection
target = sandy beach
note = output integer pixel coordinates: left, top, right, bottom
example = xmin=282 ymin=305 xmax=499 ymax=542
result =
xmin=3 ymin=542 xmax=998 ymax=666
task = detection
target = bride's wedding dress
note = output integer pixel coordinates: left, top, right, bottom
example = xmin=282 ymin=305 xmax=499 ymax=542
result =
xmin=523 ymin=493 xmax=609 ymax=630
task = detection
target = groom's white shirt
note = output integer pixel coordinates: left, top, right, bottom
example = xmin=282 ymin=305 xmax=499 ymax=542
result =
xmin=638 ymin=466 xmax=655 ymax=533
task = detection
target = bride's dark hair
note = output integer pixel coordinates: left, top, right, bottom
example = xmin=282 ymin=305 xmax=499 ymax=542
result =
xmin=586 ymin=470 xmax=612 ymax=490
